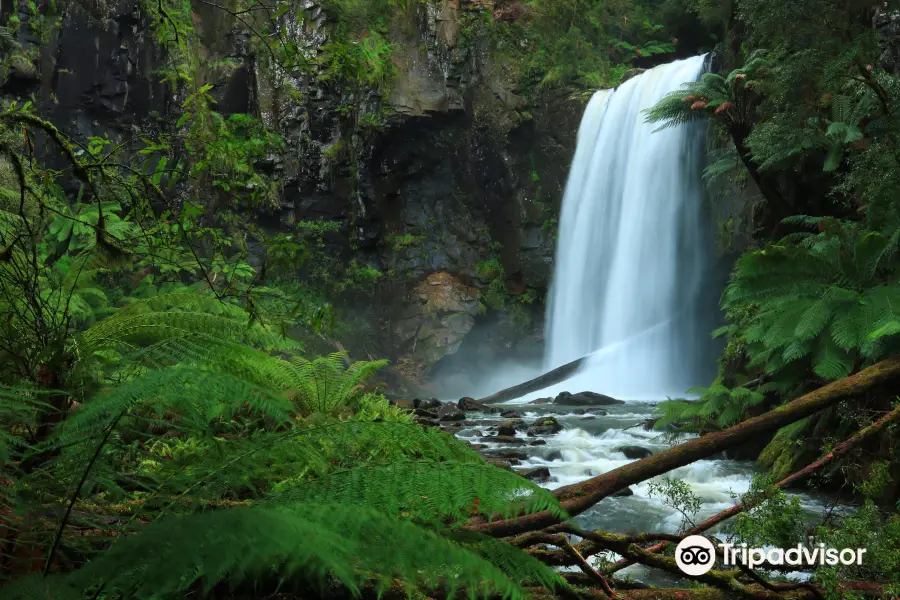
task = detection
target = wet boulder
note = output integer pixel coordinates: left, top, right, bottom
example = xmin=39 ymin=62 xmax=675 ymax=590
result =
xmin=500 ymin=410 xmax=523 ymax=418
xmin=497 ymin=418 xmax=527 ymax=436
xmin=614 ymin=487 xmax=635 ymax=497
xmin=527 ymin=416 xmax=563 ymax=436
xmin=554 ymin=391 xmax=624 ymax=406
xmin=516 ymin=467 xmax=551 ymax=483
xmin=457 ymin=397 xmax=482 ymax=411
xmin=616 ymin=445 xmax=653 ymax=459
xmin=492 ymin=435 xmax=527 ymax=445
xmin=529 ymin=397 xmax=554 ymax=405
xmin=437 ymin=404 xmax=466 ymax=421
xmin=481 ymin=449 xmax=529 ymax=461
xmin=415 ymin=398 xmax=443 ymax=410
xmin=414 ymin=408 xmax=439 ymax=419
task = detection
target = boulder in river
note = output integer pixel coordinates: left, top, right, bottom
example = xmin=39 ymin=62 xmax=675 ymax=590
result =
xmin=553 ymin=391 xmax=624 ymax=406
xmin=616 ymin=445 xmax=653 ymax=459
xmin=457 ymin=397 xmax=482 ymax=411
xmin=485 ymin=458 xmax=516 ymax=470
xmin=492 ymin=435 xmax=527 ymax=445
xmin=527 ymin=416 xmax=563 ymax=435
xmin=528 ymin=439 xmax=547 ymax=446
xmin=500 ymin=410 xmax=523 ymax=418
xmin=414 ymin=408 xmax=439 ymax=419
xmin=437 ymin=404 xmax=466 ymax=421
xmin=614 ymin=487 xmax=635 ymax=497
xmin=497 ymin=418 xmax=527 ymax=436
xmin=481 ymin=449 xmax=529 ymax=460
xmin=529 ymin=397 xmax=554 ymax=405
xmin=516 ymin=467 xmax=551 ymax=483
xmin=573 ymin=408 xmax=608 ymax=416
xmin=415 ymin=398 xmax=443 ymax=410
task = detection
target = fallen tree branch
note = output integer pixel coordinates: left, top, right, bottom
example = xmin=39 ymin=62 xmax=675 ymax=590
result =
xmin=467 ymin=358 xmax=900 ymax=537
xmin=604 ymin=403 xmax=900 ymax=574
xmin=523 ymin=581 xmax=885 ymax=600
xmin=475 ymin=355 xmax=589 ymax=404
xmin=560 ymin=538 xmax=619 ymax=599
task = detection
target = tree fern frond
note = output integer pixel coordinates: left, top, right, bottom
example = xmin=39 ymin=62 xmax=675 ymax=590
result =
xmin=447 ymin=530 xmax=566 ymax=590
xmin=67 ymin=504 xmax=539 ymax=600
xmin=59 ymin=367 xmax=293 ymax=440
xmin=271 ymin=460 xmax=567 ymax=522
xmin=0 ymin=574 xmax=83 ymax=600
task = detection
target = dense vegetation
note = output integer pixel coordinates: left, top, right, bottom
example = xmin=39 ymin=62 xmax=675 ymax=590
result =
xmin=2 ymin=0 xmax=900 ymax=599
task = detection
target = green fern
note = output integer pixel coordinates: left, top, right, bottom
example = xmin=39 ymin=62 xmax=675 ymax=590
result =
xmin=65 ymin=503 xmax=552 ymax=599
xmin=272 ymin=460 xmax=566 ymax=523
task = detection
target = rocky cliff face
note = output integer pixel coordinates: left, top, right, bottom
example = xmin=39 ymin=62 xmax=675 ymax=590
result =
xmin=5 ymin=0 xmax=583 ymax=388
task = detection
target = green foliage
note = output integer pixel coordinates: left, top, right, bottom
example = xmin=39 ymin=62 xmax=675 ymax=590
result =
xmin=730 ymin=474 xmax=806 ymax=548
xmin=656 ymin=382 xmax=767 ymax=432
xmin=647 ymin=477 xmax=701 ymax=530
xmin=645 ymin=50 xmax=773 ymax=132
xmin=514 ymin=0 xmax=678 ymax=89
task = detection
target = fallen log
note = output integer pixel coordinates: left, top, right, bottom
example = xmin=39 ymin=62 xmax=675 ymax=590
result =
xmin=525 ymin=582 xmax=884 ymax=600
xmin=475 ymin=356 xmax=589 ymax=404
xmin=467 ymin=357 xmax=900 ymax=537
xmin=602 ymin=402 xmax=900 ymax=574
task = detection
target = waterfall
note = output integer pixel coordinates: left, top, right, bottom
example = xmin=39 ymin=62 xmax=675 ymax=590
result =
xmin=543 ymin=55 xmax=718 ymax=400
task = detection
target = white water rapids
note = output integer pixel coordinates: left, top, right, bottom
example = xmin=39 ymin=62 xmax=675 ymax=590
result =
xmin=454 ymin=56 xmax=840 ymax=584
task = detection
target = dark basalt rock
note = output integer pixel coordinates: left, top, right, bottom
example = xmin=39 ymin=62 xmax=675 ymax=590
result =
xmin=415 ymin=398 xmax=443 ymax=410
xmin=492 ymin=435 xmax=527 ymax=445
xmin=500 ymin=410 xmax=523 ymax=418
xmin=616 ymin=445 xmax=653 ymax=460
xmin=614 ymin=487 xmax=635 ymax=497
xmin=528 ymin=439 xmax=547 ymax=446
xmin=437 ymin=404 xmax=466 ymax=421
xmin=553 ymin=391 xmax=624 ymax=406
xmin=529 ymin=397 xmax=553 ymax=405
xmin=526 ymin=416 xmax=563 ymax=436
xmin=414 ymin=408 xmax=439 ymax=419
xmin=497 ymin=418 xmax=527 ymax=436
xmin=481 ymin=450 xmax=529 ymax=461
xmin=516 ymin=467 xmax=551 ymax=483
xmin=457 ymin=396 xmax=482 ymax=410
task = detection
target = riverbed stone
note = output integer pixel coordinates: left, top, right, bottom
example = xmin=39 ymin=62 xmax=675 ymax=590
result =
xmin=616 ymin=445 xmax=653 ymax=459
xmin=457 ymin=396 xmax=482 ymax=410
xmin=481 ymin=449 xmax=529 ymax=460
xmin=516 ymin=467 xmax=551 ymax=483
xmin=437 ymin=404 xmax=466 ymax=421
xmin=553 ymin=391 xmax=624 ymax=406
xmin=526 ymin=416 xmax=563 ymax=435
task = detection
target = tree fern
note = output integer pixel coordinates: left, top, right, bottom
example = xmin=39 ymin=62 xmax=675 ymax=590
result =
xmin=64 ymin=503 xmax=554 ymax=600
xmin=271 ymin=460 xmax=566 ymax=523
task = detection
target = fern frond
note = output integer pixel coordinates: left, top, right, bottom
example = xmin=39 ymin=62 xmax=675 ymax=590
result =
xmin=68 ymin=503 xmax=541 ymax=599
xmin=271 ymin=460 xmax=567 ymax=523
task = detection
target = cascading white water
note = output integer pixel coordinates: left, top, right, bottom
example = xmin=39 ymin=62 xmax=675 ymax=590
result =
xmin=543 ymin=55 xmax=717 ymax=400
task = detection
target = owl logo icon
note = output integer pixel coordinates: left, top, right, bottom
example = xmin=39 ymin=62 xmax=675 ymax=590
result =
xmin=675 ymin=535 xmax=716 ymax=576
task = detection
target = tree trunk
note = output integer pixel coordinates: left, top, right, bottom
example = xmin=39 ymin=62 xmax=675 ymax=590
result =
xmin=730 ymin=128 xmax=791 ymax=236
xmin=601 ymin=403 xmax=900 ymax=573
xmin=475 ymin=355 xmax=589 ymax=404
xmin=466 ymin=358 xmax=900 ymax=537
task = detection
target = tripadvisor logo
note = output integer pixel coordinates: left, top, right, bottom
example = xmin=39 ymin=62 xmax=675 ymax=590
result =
xmin=674 ymin=535 xmax=867 ymax=576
